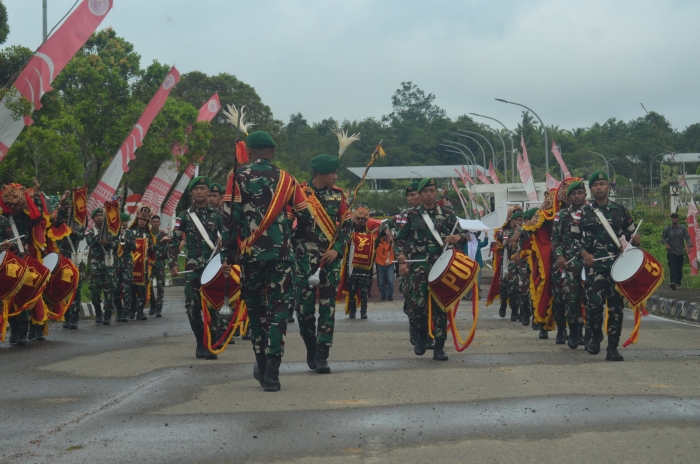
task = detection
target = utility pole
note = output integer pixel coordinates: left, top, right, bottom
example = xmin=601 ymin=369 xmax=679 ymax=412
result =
xmin=43 ymin=0 xmax=48 ymax=42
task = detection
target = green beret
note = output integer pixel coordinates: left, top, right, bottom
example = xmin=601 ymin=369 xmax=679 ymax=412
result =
xmin=405 ymin=181 xmax=420 ymax=196
xmin=120 ymin=213 xmax=130 ymax=222
xmin=523 ymin=208 xmax=539 ymax=220
xmin=311 ymin=154 xmax=340 ymax=174
xmin=188 ymin=176 xmax=210 ymax=192
xmin=588 ymin=171 xmax=608 ymax=187
xmin=246 ymin=131 xmax=276 ymax=149
xmin=510 ymin=211 xmax=523 ymax=220
xmin=566 ymin=181 xmax=585 ymax=196
xmin=209 ymin=183 xmax=224 ymax=194
xmin=417 ymin=178 xmax=437 ymax=192
xmin=91 ymin=208 xmax=104 ymax=219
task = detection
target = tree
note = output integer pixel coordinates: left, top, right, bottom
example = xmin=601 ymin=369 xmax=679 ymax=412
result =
xmin=383 ymin=81 xmax=446 ymax=125
xmin=0 ymin=1 xmax=9 ymax=46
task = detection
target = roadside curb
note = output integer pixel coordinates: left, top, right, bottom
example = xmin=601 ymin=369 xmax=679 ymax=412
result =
xmin=639 ymin=295 xmax=700 ymax=324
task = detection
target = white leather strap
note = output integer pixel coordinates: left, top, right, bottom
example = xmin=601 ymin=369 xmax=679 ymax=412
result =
xmin=421 ymin=211 xmax=444 ymax=247
xmin=188 ymin=211 xmax=216 ymax=251
xmin=592 ymin=207 xmax=622 ymax=250
xmin=8 ymin=215 xmax=24 ymax=254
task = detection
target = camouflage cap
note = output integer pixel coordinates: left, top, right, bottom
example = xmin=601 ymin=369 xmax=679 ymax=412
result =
xmin=418 ymin=178 xmax=437 ymax=192
xmin=566 ymin=180 xmax=585 ymax=196
xmin=588 ymin=171 xmax=608 ymax=187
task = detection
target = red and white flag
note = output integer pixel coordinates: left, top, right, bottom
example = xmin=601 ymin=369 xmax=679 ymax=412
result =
xmin=476 ymin=168 xmax=492 ymax=185
xmin=460 ymin=166 xmax=475 ymax=186
xmin=85 ymin=67 xmax=180 ymax=224
xmin=141 ymin=94 xmax=221 ymax=214
xmin=551 ymin=140 xmax=571 ymax=178
xmin=687 ymin=202 xmax=700 ymax=276
xmin=160 ymin=163 xmax=197 ymax=230
xmin=450 ymin=178 xmax=471 ymax=218
xmin=519 ymin=135 xmax=539 ymax=202
xmin=0 ymin=0 xmax=113 ymax=162
xmin=488 ymin=161 xmax=500 ymax=184
xmin=546 ymin=172 xmax=561 ymax=190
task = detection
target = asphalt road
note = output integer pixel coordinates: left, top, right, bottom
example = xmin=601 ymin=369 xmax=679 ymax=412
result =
xmin=1 ymin=290 xmax=699 ymax=464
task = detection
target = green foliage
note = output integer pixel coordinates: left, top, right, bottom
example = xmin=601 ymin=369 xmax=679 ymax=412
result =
xmin=638 ymin=220 xmax=700 ymax=289
xmin=0 ymin=1 xmax=8 ymax=46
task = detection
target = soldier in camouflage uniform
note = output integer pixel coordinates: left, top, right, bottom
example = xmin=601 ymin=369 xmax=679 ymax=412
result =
xmin=492 ymin=209 xmax=523 ymax=321
xmin=228 ymin=131 xmax=314 ymax=391
xmin=53 ymin=190 xmax=87 ymax=329
xmin=397 ymin=181 xmax=422 ymax=346
xmin=113 ymin=213 xmax=135 ymax=323
xmin=296 ymin=154 xmax=352 ymax=375
xmin=86 ymin=207 xmax=118 ymax=325
xmin=510 ymin=208 xmax=539 ymax=329
xmin=130 ymin=205 xmax=156 ymax=321
xmin=552 ymin=180 xmax=587 ymax=348
xmin=573 ymin=172 xmax=640 ymax=361
xmin=148 ymin=215 xmax=169 ymax=317
xmin=207 ymin=183 xmax=233 ymax=334
xmin=170 ymin=176 xmax=228 ymax=361
xmin=344 ymin=207 xmax=376 ymax=319
xmin=395 ymin=178 xmax=468 ymax=361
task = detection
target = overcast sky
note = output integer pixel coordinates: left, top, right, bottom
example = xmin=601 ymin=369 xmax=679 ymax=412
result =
xmin=4 ymin=0 xmax=700 ymax=132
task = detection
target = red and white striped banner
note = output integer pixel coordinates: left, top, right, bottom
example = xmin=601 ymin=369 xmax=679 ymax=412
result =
xmin=687 ymin=203 xmax=700 ymax=276
xmin=85 ymin=66 xmax=180 ymax=223
xmin=0 ymin=0 xmax=113 ymax=162
xmin=551 ymin=140 xmax=571 ymax=178
xmin=476 ymin=168 xmax=492 ymax=185
xmin=461 ymin=166 xmax=475 ymax=186
xmin=546 ymin=172 xmax=561 ymax=190
xmin=141 ymin=94 xmax=220 ymax=214
xmin=518 ymin=135 xmax=539 ymax=202
xmin=160 ymin=163 xmax=197 ymax=230
xmin=488 ymin=161 xmax=500 ymax=184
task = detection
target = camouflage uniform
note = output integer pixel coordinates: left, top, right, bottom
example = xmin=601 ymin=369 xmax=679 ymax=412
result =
xmin=231 ymin=159 xmax=314 ymax=357
xmin=149 ymin=229 xmax=168 ymax=315
xmin=574 ymin=200 xmax=636 ymax=340
xmin=552 ymin=205 xmax=585 ymax=327
xmin=85 ymin=224 xmax=118 ymax=317
xmin=512 ymin=230 xmax=532 ymax=324
xmin=168 ymin=205 xmax=227 ymax=337
xmin=128 ymin=226 xmax=155 ymax=318
xmin=494 ymin=227 xmax=520 ymax=318
xmin=345 ymin=224 xmax=375 ymax=318
xmin=54 ymin=206 xmax=87 ymax=327
xmin=114 ymin=227 xmax=135 ymax=319
xmin=296 ymin=182 xmax=351 ymax=347
xmin=394 ymin=204 xmax=468 ymax=342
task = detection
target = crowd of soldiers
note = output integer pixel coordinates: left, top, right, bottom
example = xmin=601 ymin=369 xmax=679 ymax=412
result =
xmin=1 ymin=131 xmax=643 ymax=393
xmin=490 ymin=173 xmax=641 ymax=361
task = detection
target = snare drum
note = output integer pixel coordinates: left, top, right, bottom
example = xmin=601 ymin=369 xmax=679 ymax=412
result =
xmin=0 ymin=250 xmax=28 ymax=302
xmin=611 ymin=248 xmax=663 ymax=309
xmin=11 ymin=256 xmax=52 ymax=312
xmin=428 ymin=249 xmax=479 ymax=311
xmin=200 ymin=253 xmax=242 ymax=310
xmin=42 ymin=252 xmax=79 ymax=306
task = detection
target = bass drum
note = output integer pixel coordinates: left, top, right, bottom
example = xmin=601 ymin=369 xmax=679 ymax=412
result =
xmin=611 ymin=247 xmax=663 ymax=308
xmin=42 ymin=252 xmax=79 ymax=305
xmin=0 ymin=250 xmax=28 ymax=301
xmin=428 ymin=248 xmax=479 ymax=311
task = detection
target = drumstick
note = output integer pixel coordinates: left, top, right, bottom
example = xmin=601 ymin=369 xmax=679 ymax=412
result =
xmin=565 ymin=255 xmax=615 ymax=265
xmin=443 ymin=222 xmax=459 ymax=252
xmin=2 ymin=235 xmax=25 ymax=243
xmin=393 ymin=259 xmax=427 ymax=263
xmin=622 ymin=219 xmax=643 ymax=255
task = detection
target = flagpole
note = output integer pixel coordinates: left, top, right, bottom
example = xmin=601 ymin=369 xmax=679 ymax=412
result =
xmin=495 ymin=99 xmax=549 ymax=177
xmin=470 ymin=113 xmax=516 ymax=184
xmin=453 ymin=133 xmax=487 ymax=173
xmin=458 ymin=129 xmax=496 ymax=175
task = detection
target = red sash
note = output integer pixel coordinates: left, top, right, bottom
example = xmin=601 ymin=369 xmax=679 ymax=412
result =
xmin=132 ymin=238 xmax=149 ymax=285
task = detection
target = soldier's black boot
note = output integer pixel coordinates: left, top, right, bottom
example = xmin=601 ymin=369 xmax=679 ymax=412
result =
xmin=27 ymin=323 xmax=36 ymax=340
xmin=8 ymin=318 xmax=18 ymax=344
xmin=538 ymin=327 xmax=548 ymax=339
xmin=567 ymin=321 xmax=579 ymax=349
xmin=62 ymin=316 xmax=71 ymax=329
xmin=136 ymin=307 xmax=148 ymax=321
xmin=33 ymin=323 xmax=46 ymax=341
xmin=155 ymin=306 xmax=162 ymax=318
xmin=577 ymin=324 xmax=585 ymax=346
xmin=426 ymin=336 xmax=435 ymax=350
xmin=409 ymin=319 xmax=417 ymax=346
xmin=432 ymin=338 xmax=449 ymax=361
xmin=114 ymin=299 xmax=123 ymax=322
xmin=263 ymin=355 xmax=282 ymax=392
xmin=194 ymin=332 xmax=207 ymax=359
xmin=253 ymin=353 xmax=267 ymax=386
xmin=510 ymin=307 xmax=520 ymax=322
xmin=360 ymin=306 xmax=367 ymax=319
xmin=149 ymin=304 xmax=156 ymax=316
xmin=587 ymin=329 xmax=603 ymax=355
xmin=583 ymin=327 xmax=592 ymax=352
xmin=521 ymin=306 xmax=531 ymax=327
xmin=69 ymin=311 xmax=79 ymax=330
xmin=103 ymin=311 xmax=112 ymax=326
xmin=314 ymin=343 xmax=331 ymax=374
xmin=93 ymin=301 xmax=103 ymax=324
xmin=556 ymin=321 xmax=568 ymax=345
xmin=499 ymin=300 xmax=507 ymax=318
xmin=414 ymin=325 xmax=428 ymax=356
xmin=605 ymin=335 xmax=624 ymax=361
xmin=16 ymin=320 xmax=29 ymax=345
xmin=302 ymin=336 xmax=317 ymax=370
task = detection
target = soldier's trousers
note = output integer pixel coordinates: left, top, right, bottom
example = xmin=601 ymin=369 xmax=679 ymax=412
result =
xmin=90 ymin=267 xmax=116 ymax=311
xmin=347 ymin=273 xmax=371 ymax=313
xmin=517 ymin=260 xmax=531 ymax=318
xmin=113 ymin=266 xmax=133 ymax=314
xmin=500 ymin=261 xmax=519 ymax=310
xmin=241 ymin=260 xmax=293 ymax=357
xmin=150 ymin=265 xmax=165 ymax=312
xmin=131 ymin=284 xmax=148 ymax=314
xmin=584 ymin=267 xmax=624 ymax=337
xmin=184 ymin=270 xmax=219 ymax=335
xmin=299 ymin=260 xmax=340 ymax=347
xmin=405 ymin=270 xmax=447 ymax=341
xmin=561 ymin=264 xmax=584 ymax=326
